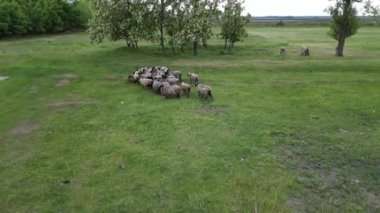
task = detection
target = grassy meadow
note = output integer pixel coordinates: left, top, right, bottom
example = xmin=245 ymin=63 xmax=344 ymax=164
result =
xmin=0 ymin=26 xmax=380 ymax=212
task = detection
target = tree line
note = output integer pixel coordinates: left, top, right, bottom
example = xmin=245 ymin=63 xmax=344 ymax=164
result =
xmin=0 ymin=0 xmax=90 ymax=38
xmin=88 ymin=0 xmax=249 ymax=55
xmin=1 ymin=0 xmax=378 ymax=57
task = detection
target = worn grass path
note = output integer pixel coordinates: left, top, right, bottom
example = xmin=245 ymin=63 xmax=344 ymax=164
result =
xmin=0 ymin=27 xmax=379 ymax=212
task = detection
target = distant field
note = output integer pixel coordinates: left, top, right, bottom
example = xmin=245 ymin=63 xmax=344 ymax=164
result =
xmin=1 ymin=27 xmax=379 ymax=212
xmin=251 ymin=16 xmax=331 ymax=26
xmin=250 ymin=16 xmax=376 ymax=26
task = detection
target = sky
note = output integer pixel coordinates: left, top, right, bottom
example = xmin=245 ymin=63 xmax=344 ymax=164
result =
xmin=244 ymin=0 xmax=380 ymax=16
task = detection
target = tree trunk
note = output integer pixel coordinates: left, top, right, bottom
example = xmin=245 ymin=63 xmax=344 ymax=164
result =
xmin=228 ymin=41 xmax=234 ymax=51
xmin=336 ymin=1 xmax=350 ymax=57
xmin=336 ymin=30 xmax=346 ymax=57
xmin=202 ymin=39 xmax=207 ymax=48
xmin=336 ymin=39 xmax=345 ymax=56
xmin=171 ymin=38 xmax=175 ymax=54
xmin=193 ymin=41 xmax=198 ymax=56
xmin=159 ymin=0 xmax=165 ymax=51
xmin=224 ymin=38 xmax=228 ymax=49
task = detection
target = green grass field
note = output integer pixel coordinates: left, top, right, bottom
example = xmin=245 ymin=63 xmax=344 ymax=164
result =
xmin=1 ymin=27 xmax=380 ymax=212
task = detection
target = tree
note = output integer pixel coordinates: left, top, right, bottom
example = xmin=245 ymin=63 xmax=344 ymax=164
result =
xmin=88 ymin=0 xmax=156 ymax=47
xmin=0 ymin=1 xmax=28 ymax=37
xmin=363 ymin=0 xmax=380 ymax=24
xmin=0 ymin=0 xmax=91 ymax=38
xmin=154 ymin=0 xmax=169 ymax=51
xmin=166 ymin=0 xmax=188 ymax=53
xmin=182 ymin=0 xmax=220 ymax=56
xmin=326 ymin=0 xmax=362 ymax=57
xmin=88 ymin=0 xmax=222 ymax=55
xmin=220 ymin=0 xmax=249 ymax=50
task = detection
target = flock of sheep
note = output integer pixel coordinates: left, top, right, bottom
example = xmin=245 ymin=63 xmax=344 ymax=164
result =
xmin=128 ymin=66 xmax=213 ymax=100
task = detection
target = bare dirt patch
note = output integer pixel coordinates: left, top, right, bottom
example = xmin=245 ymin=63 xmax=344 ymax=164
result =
xmin=61 ymin=73 xmax=78 ymax=80
xmin=286 ymin=197 xmax=304 ymax=212
xmin=315 ymin=170 xmax=338 ymax=188
xmin=10 ymin=122 xmax=40 ymax=137
xmin=55 ymin=73 xmax=79 ymax=86
xmin=56 ymin=79 xmax=70 ymax=86
xmin=0 ymin=76 xmax=9 ymax=81
xmin=367 ymin=191 xmax=380 ymax=211
xmin=276 ymin=131 xmax=380 ymax=212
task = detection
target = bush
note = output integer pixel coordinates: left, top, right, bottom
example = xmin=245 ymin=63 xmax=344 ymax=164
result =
xmin=0 ymin=1 xmax=28 ymax=37
xmin=0 ymin=0 xmax=91 ymax=38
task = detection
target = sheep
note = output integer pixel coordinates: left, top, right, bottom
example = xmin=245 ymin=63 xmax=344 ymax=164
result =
xmin=173 ymin=85 xmax=181 ymax=95
xmin=195 ymin=82 xmax=213 ymax=101
xmin=180 ymin=82 xmax=191 ymax=98
xmin=152 ymin=72 xmax=163 ymax=80
xmin=280 ymin=48 xmax=286 ymax=56
xmin=300 ymin=46 xmax=310 ymax=56
xmin=172 ymin=71 xmax=182 ymax=81
xmin=187 ymin=72 xmax=199 ymax=85
xmin=158 ymin=81 xmax=170 ymax=94
xmin=166 ymin=76 xmax=180 ymax=85
xmin=160 ymin=84 xmax=180 ymax=99
xmin=152 ymin=80 xmax=162 ymax=94
xmin=132 ymin=71 xmax=141 ymax=83
xmin=127 ymin=74 xmax=134 ymax=82
xmin=141 ymin=73 xmax=152 ymax=79
xmin=139 ymin=78 xmax=153 ymax=88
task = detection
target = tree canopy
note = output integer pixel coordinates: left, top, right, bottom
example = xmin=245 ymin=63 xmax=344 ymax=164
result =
xmin=88 ymin=0 xmax=249 ymax=55
xmin=220 ymin=0 xmax=249 ymax=50
xmin=326 ymin=0 xmax=362 ymax=56
xmin=0 ymin=0 xmax=90 ymax=38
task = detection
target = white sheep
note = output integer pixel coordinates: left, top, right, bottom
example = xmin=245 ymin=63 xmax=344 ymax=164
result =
xmin=167 ymin=76 xmax=180 ymax=85
xmin=172 ymin=71 xmax=182 ymax=81
xmin=196 ymin=82 xmax=213 ymax=100
xmin=139 ymin=78 xmax=153 ymax=88
xmin=180 ymin=82 xmax=191 ymax=98
xmin=160 ymin=84 xmax=180 ymax=99
xmin=187 ymin=72 xmax=199 ymax=85
xmin=152 ymin=80 xmax=162 ymax=94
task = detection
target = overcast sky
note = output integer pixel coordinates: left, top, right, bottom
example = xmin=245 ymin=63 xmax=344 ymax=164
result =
xmin=244 ymin=0 xmax=380 ymax=16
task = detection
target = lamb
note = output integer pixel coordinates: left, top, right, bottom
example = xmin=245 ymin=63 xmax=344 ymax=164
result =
xmin=180 ymin=82 xmax=191 ymax=98
xmin=195 ymin=82 xmax=213 ymax=100
xmin=139 ymin=78 xmax=153 ymax=88
xmin=160 ymin=84 xmax=180 ymax=99
xmin=187 ymin=72 xmax=199 ymax=85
